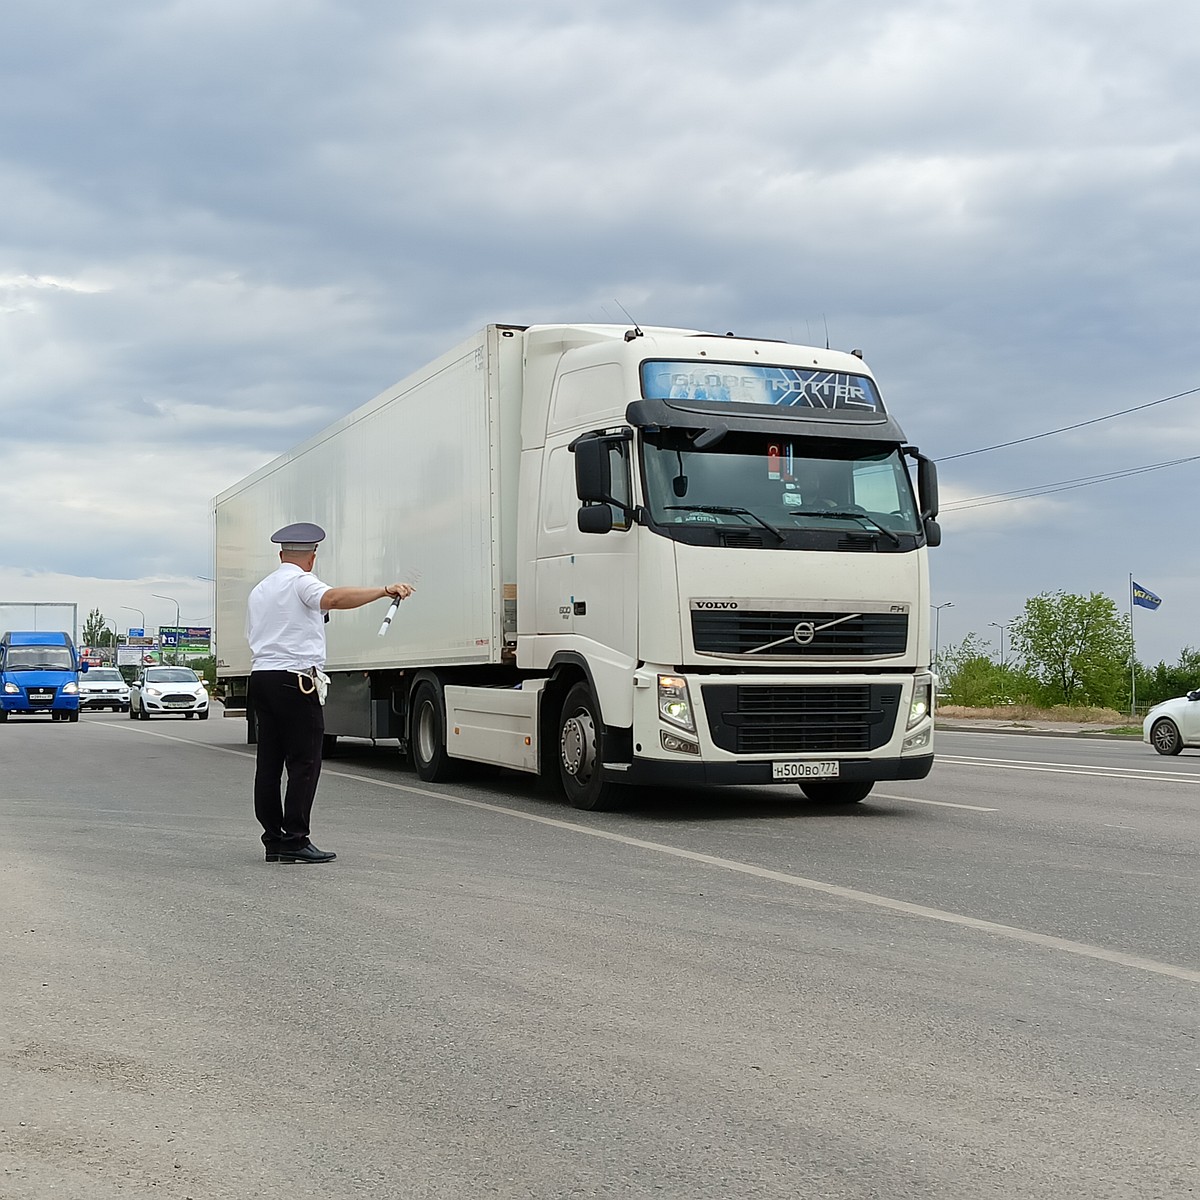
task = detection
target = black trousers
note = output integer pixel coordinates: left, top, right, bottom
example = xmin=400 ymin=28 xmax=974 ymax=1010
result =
xmin=249 ymin=670 xmax=325 ymax=848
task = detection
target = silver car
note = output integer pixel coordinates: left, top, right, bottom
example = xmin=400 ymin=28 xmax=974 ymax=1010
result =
xmin=1143 ymin=690 xmax=1200 ymax=755
xmin=130 ymin=666 xmax=210 ymax=720
xmin=78 ymin=667 xmax=131 ymax=712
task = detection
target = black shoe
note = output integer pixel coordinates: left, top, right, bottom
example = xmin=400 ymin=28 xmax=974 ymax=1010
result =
xmin=265 ymin=843 xmax=336 ymax=863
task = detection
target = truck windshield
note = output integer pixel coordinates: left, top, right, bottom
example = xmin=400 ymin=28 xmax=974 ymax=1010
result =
xmin=641 ymin=431 xmax=921 ymax=541
xmin=5 ymin=646 xmax=75 ymax=671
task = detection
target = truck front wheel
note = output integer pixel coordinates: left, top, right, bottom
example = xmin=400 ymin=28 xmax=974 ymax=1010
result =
xmin=558 ymin=682 xmax=625 ymax=811
xmin=411 ymin=681 xmax=459 ymax=782
xmin=799 ymin=780 xmax=873 ymax=804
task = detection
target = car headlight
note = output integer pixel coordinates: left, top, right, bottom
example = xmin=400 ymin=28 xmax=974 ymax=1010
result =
xmin=908 ymin=674 xmax=933 ymax=729
xmin=63 ymin=682 xmax=79 ymax=694
xmin=3 ymin=682 xmax=18 ymax=694
xmin=146 ymin=687 xmax=163 ymax=697
xmin=658 ymin=674 xmax=695 ymax=733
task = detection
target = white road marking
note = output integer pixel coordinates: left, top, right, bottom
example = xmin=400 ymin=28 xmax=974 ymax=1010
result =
xmin=99 ymin=724 xmax=1200 ymax=985
xmin=939 ymin=755 xmax=1200 ymax=784
xmin=873 ymin=791 xmax=997 ymax=812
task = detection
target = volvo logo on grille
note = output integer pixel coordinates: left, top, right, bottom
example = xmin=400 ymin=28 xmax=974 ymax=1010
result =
xmin=792 ymin=621 xmax=816 ymax=645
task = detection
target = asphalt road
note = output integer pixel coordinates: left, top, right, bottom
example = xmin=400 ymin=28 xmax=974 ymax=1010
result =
xmin=2 ymin=712 xmax=1196 ymax=1199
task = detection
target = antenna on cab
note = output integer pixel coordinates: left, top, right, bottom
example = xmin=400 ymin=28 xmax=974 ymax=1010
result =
xmin=614 ymin=299 xmax=643 ymax=342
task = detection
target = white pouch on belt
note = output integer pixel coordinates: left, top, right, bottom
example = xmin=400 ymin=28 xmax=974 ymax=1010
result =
xmin=297 ymin=668 xmax=331 ymax=705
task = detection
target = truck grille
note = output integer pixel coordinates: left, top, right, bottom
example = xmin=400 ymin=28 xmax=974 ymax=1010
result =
xmin=691 ymin=609 xmax=908 ymax=658
xmin=702 ymin=684 xmax=901 ymax=754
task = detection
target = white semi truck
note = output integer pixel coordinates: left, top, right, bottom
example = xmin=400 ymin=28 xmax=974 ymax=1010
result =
xmin=214 ymin=323 xmax=940 ymax=809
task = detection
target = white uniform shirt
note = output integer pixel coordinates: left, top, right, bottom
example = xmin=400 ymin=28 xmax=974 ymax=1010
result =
xmin=246 ymin=563 xmax=332 ymax=671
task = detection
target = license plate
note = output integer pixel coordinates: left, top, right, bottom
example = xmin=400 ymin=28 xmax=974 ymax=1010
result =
xmin=165 ymin=701 xmax=191 ymax=707
xmin=772 ymin=760 xmax=840 ymax=780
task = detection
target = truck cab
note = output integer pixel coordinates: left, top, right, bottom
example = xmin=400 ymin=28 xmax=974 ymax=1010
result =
xmin=0 ymin=630 xmax=85 ymax=721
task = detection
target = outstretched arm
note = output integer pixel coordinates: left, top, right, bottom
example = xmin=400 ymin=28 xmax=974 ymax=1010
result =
xmin=320 ymin=582 xmax=414 ymax=611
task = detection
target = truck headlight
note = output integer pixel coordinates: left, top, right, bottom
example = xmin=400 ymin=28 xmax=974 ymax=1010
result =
xmin=658 ymin=674 xmax=695 ymax=733
xmin=63 ymin=682 xmax=79 ymax=694
xmin=3 ymin=682 xmax=18 ymax=694
xmin=908 ymin=674 xmax=932 ymax=729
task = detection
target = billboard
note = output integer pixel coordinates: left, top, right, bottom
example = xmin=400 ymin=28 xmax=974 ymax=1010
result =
xmin=158 ymin=626 xmax=212 ymax=654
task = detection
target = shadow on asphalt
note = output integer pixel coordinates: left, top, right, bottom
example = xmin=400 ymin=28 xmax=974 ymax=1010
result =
xmin=321 ymin=740 xmax=911 ymax=825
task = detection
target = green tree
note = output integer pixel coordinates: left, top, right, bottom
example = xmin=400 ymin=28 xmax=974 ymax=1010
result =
xmin=1138 ymin=646 xmax=1200 ymax=708
xmin=1009 ymin=591 xmax=1132 ymax=707
xmin=936 ymin=632 xmax=1037 ymax=705
xmin=81 ymin=607 xmax=110 ymax=648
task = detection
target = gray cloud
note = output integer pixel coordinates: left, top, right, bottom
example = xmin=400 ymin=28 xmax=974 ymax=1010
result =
xmin=1 ymin=0 xmax=1198 ymax=661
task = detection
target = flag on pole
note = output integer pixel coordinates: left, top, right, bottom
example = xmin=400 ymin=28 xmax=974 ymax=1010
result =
xmin=1132 ymin=582 xmax=1162 ymax=611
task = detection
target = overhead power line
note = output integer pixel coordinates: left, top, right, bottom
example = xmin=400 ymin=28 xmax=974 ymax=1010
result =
xmin=935 ymin=385 xmax=1200 ymax=462
xmin=942 ymin=455 xmax=1200 ymax=512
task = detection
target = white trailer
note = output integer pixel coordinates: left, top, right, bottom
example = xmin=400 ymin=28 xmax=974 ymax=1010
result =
xmin=215 ymin=323 xmax=941 ymax=808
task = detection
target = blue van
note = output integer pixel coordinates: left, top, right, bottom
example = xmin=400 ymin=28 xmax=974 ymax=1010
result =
xmin=0 ymin=631 xmax=86 ymax=722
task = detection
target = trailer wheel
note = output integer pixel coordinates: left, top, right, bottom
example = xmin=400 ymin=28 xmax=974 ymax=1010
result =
xmin=799 ymin=780 xmax=873 ymax=804
xmin=557 ymin=682 xmax=625 ymax=811
xmin=411 ymin=681 xmax=459 ymax=782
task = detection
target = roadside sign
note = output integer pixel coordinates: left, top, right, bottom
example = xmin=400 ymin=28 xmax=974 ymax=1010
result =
xmin=128 ymin=627 xmax=144 ymax=637
xmin=159 ymin=626 xmax=212 ymax=654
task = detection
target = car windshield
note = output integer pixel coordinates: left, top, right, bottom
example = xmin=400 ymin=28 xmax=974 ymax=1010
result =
xmin=86 ymin=669 xmax=124 ymax=682
xmin=641 ymin=431 xmax=921 ymax=537
xmin=145 ymin=669 xmax=199 ymax=683
xmin=5 ymin=646 xmax=75 ymax=671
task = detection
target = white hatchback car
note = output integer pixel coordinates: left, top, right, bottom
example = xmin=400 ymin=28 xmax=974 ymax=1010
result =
xmin=130 ymin=666 xmax=210 ymax=720
xmin=1142 ymin=690 xmax=1200 ymax=755
xmin=78 ymin=667 xmax=131 ymax=712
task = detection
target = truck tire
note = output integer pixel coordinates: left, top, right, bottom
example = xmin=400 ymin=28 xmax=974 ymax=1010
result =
xmin=557 ymin=682 xmax=625 ymax=811
xmin=68 ymin=711 xmax=79 ymax=723
xmin=411 ymin=681 xmax=459 ymax=782
xmin=799 ymin=780 xmax=873 ymax=804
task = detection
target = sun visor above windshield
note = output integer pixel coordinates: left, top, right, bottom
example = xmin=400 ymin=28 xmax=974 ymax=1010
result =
xmin=626 ymin=398 xmax=908 ymax=445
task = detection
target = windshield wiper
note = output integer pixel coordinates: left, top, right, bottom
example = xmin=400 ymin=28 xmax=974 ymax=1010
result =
xmin=663 ymin=504 xmax=785 ymax=541
xmin=788 ymin=509 xmax=902 ymax=547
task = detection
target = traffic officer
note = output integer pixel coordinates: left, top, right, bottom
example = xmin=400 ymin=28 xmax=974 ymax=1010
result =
xmin=246 ymin=522 xmax=413 ymax=863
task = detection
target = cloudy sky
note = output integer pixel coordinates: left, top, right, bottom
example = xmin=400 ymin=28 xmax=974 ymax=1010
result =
xmin=2 ymin=0 xmax=1198 ymax=668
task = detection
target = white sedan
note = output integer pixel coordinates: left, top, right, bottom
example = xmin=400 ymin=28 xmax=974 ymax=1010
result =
xmin=130 ymin=666 xmax=210 ymax=720
xmin=1143 ymin=690 xmax=1200 ymax=755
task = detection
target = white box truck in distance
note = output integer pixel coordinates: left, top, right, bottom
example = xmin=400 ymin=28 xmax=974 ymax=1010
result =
xmin=214 ymin=323 xmax=941 ymax=809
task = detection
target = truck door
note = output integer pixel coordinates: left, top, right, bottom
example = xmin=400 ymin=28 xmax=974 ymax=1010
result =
xmin=534 ymin=443 xmax=579 ymax=636
xmin=566 ymin=431 xmax=639 ymax=663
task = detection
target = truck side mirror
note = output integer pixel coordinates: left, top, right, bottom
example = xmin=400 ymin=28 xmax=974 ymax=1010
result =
xmin=916 ymin=454 xmax=939 ymax=519
xmin=923 ymin=517 xmax=942 ymax=547
xmin=572 ymin=436 xmax=612 ymax=503
xmin=578 ymin=506 xmax=614 ymax=534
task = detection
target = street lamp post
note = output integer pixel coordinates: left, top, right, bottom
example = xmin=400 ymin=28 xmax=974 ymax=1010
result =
xmin=121 ymin=606 xmax=147 ymax=667
xmin=988 ymin=620 xmax=1010 ymax=669
xmin=153 ymin=594 xmax=181 ymax=664
xmin=931 ymin=601 xmax=954 ymax=667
